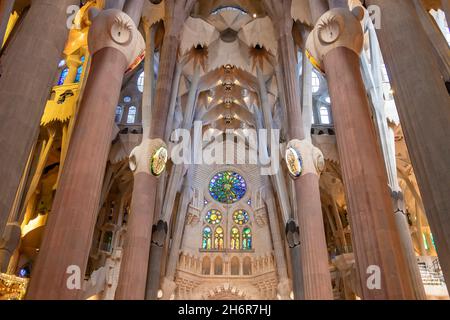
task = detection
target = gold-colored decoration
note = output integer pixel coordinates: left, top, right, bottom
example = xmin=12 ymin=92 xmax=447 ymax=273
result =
xmin=0 ymin=273 xmax=29 ymax=300
xmin=285 ymin=147 xmax=303 ymax=178
xmin=151 ymin=146 xmax=168 ymax=176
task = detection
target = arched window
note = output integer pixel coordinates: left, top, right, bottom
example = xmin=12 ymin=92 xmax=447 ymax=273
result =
xmin=137 ymin=71 xmax=145 ymax=93
xmin=115 ymin=106 xmax=123 ymax=123
xmin=127 ymin=106 xmax=137 ymax=124
xmin=231 ymin=227 xmax=240 ymax=250
xmin=202 ymin=257 xmax=211 ymax=275
xmin=74 ymin=56 xmax=85 ymax=83
xmin=202 ymin=227 xmax=212 ymax=250
xmin=214 ymin=226 xmax=224 ymax=250
xmin=319 ymin=106 xmax=330 ymax=125
xmin=312 ymin=72 xmax=320 ymax=93
xmin=100 ymin=230 xmax=114 ymax=253
xmin=214 ymin=256 xmax=223 ymax=275
xmin=58 ymin=68 xmax=69 ymax=85
xmin=242 ymin=228 xmax=252 ymax=250
xmin=231 ymin=257 xmax=240 ymax=275
xmin=243 ymin=257 xmax=252 ymax=275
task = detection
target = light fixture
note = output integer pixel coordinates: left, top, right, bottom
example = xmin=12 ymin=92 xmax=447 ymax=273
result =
xmin=253 ymin=13 xmax=257 ymax=18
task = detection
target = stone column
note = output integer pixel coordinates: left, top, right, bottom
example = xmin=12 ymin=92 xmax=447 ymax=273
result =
xmin=161 ymin=185 xmax=191 ymax=300
xmin=413 ymin=0 xmax=450 ymax=82
xmin=366 ymin=0 xmax=450 ymax=285
xmin=0 ymin=0 xmax=79 ymax=236
xmin=266 ymin=196 xmax=291 ymax=299
xmin=306 ymin=6 xmax=416 ymax=299
xmin=26 ymin=9 xmax=144 ymax=300
xmin=263 ymin=0 xmax=333 ymax=300
xmin=0 ymin=0 xmax=14 ymax=47
xmin=115 ymin=0 xmax=197 ymax=300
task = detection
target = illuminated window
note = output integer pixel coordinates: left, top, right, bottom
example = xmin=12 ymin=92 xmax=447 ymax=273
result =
xmin=137 ymin=71 xmax=145 ymax=93
xmin=214 ymin=226 xmax=224 ymax=250
xmin=127 ymin=106 xmax=137 ymax=124
xmin=202 ymin=227 xmax=212 ymax=250
xmin=212 ymin=6 xmax=248 ymax=15
xmin=100 ymin=231 xmax=114 ymax=253
xmin=242 ymin=228 xmax=252 ymax=250
xmin=115 ymin=106 xmax=123 ymax=123
xmin=206 ymin=209 xmax=223 ymax=225
xmin=233 ymin=210 xmax=249 ymax=225
xmin=423 ymin=233 xmax=429 ymax=251
xmin=74 ymin=56 xmax=85 ymax=83
xmin=231 ymin=227 xmax=241 ymax=250
xmin=123 ymin=96 xmax=132 ymax=103
xmin=320 ymin=106 xmax=330 ymax=125
xmin=209 ymin=171 xmax=247 ymax=204
xmin=58 ymin=68 xmax=69 ymax=85
xmin=312 ymin=72 xmax=320 ymax=93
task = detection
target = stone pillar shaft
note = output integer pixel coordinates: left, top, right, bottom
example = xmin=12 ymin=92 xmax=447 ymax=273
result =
xmin=0 ymin=0 xmax=79 ymax=236
xmin=26 ymin=48 xmax=128 ymax=299
xmin=278 ymin=32 xmax=333 ymax=300
xmin=367 ymin=0 xmax=450 ymax=285
xmin=324 ymin=47 xmax=415 ymax=299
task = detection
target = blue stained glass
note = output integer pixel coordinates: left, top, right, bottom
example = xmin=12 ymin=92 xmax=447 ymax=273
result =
xmin=58 ymin=68 xmax=69 ymax=85
xmin=209 ymin=171 xmax=247 ymax=204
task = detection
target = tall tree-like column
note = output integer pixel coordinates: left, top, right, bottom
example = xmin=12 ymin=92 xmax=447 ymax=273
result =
xmin=115 ymin=0 xmax=197 ymax=300
xmin=306 ymin=4 xmax=416 ymax=299
xmin=26 ymin=9 xmax=145 ymax=300
xmin=0 ymin=0 xmax=79 ymax=237
xmin=366 ymin=0 xmax=450 ymax=285
xmin=263 ymin=0 xmax=333 ymax=300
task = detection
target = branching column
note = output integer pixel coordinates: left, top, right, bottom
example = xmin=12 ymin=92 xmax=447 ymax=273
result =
xmin=366 ymin=0 xmax=450 ymax=285
xmin=115 ymin=0 xmax=197 ymax=300
xmin=26 ymin=9 xmax=145 ymax=299
xmin=306 ymin=5 xmax=416 ymax=299
xmin=263 ymin=0 xmax=333 ymax=300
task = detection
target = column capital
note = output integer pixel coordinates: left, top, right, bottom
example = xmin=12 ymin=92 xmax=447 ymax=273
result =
xmin=129 ymin=138 xmax=168 ymax=176
xmin=285 ymin=139 xmax=325 ymax=178
xmin=87 ymin=9 xmax=145 ymax=71
xmin=305 ymin=7 xmax=365 ymax=73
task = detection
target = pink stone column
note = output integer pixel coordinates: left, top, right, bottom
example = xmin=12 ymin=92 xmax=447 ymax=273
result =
xmin=366 ymin=0 xmax=450 ymax=285
xmin=26 ymin=9 xmax=144 ymax=299
xmin=0 ymin=0 xmax=79 ymax=237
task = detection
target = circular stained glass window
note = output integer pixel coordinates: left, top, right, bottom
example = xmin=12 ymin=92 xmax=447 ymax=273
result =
xmin=233 ymin=210 xmax=249 ymax=225
xmin=209 ymin=171 xmax=247 ymax=204
xmin=206 ymin=209 xmax=223 ymax=225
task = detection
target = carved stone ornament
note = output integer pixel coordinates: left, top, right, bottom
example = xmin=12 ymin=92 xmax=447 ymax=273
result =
xmin=87 ymin=9 xmax=145 ymax=71
xmin=285 ymin=139 xmax=326 ymax=178
xmin=129 ymin=138 xmax=168 ymax=176
xmin=305 ymin=7 xmax=365 ymax=73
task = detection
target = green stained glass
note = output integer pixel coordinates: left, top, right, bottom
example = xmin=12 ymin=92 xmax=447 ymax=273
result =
xmin=231 ymin=227 xmax=240 ymax=250
xmin=206 ymin=209 xmax=222 ymax=225
xmin=209 ymin=171 xmax=247 ymax=204
xmin=203 ymin=227 xmax=212 ymax=250
xmin=233 ymin=210 xmax=249 ymax=225
xmin=242 ymin=227 xmax=252 ymax=250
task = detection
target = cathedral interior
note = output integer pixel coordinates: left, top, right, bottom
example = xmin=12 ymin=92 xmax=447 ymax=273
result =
xmin=0 ymin=0 xmax=449 ymax=301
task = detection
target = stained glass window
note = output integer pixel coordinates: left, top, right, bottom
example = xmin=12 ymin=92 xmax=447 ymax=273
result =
xmin=214 ymin=226 xmax=224 ymax=250
xmin=233 ymin=210 xmax=249 ymax=225
xmin=127 ymin=106 xmax=137 ymax=124
xmin=58 ymin=68 xmax=69 ymax=85
xmin=242 ymin=227 xmax=252 ymax=250
xmin=206 ymin=209 xmax=222 ymax=225
xmin=209 ymin=171 xmax=247 ymax=204
xmin=231 ymin=227 xmax=240 ymax=250
xmin=74 ymin=56 xmax=85 ymax=83
xmin=203 ymin=227 xmax=213 ymax=250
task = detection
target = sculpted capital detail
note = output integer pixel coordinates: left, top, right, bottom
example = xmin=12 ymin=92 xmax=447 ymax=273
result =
xmin=285 ymin=139 xmax=325 ymax=178
xmin=87 ymin=9 xmax=145 ymax=70
xmin=129 ymin=138 xmax=168 ymax=176
xmin=305 ymin=7 xmax=365 ymax=73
